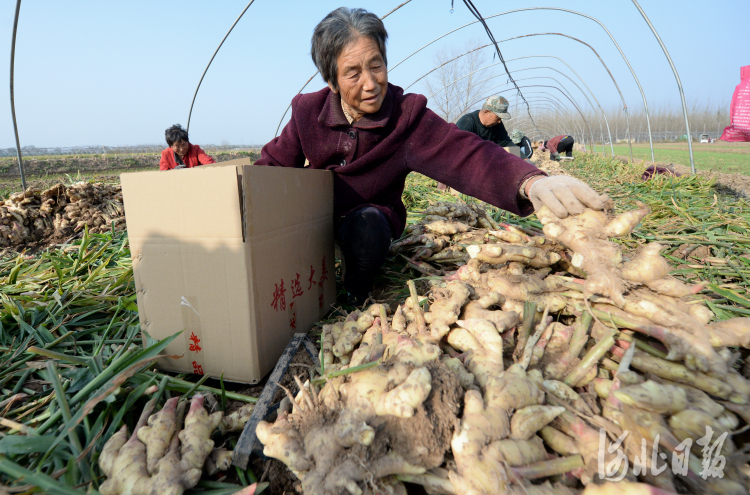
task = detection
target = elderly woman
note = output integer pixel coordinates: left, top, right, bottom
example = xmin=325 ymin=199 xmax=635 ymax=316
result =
xmin=254 ymin=7 xmax=605 ymax=305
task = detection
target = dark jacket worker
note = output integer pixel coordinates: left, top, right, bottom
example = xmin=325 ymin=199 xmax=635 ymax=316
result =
xmin=455 ymin=96 xmax=514 ymax=147
xmin=510 ymin=129 xmax=533 ymax=160
xmin=159 ymin=124 xmax=216 ymax=171
xmin=253 ymin=7 xmax=607 ymax=305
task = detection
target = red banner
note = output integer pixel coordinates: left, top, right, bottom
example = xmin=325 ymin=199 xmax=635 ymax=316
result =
xmin=720 ymin=66 xmax=750 ymax=142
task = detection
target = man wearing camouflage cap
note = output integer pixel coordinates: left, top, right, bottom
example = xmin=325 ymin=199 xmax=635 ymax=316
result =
xmin=455 ymin=95 xmax=515 ymax=147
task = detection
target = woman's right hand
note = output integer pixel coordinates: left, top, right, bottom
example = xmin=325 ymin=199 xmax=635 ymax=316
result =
xmin=528 ymin=176 xmax=608 ymax=218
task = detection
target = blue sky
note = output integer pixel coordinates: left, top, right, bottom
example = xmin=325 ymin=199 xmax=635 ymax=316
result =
xmin=1 ymin=0 xmax=748 ymax=148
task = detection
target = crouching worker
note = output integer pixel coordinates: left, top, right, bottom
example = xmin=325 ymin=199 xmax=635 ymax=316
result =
xmin=159 ymin=124 xmax=216 ymax=170
xmin=541 ymin=135 xmax=574 ymax=161
xmin=253 ymin=7 xmax=607 ymax=306
xmin=510 ymin=129 xmax=533 ymax=160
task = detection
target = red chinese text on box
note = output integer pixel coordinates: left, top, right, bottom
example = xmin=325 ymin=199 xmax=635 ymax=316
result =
xmin=271 ymin=279 xmax=286 ymax=312
xmin=192 ymin=361 xmax=204 ymax=375
xmin=291 ymin=273 xmax=303 ymax=299
xmin=189 ymin=332 xmax=202 ymax=352
xmin=308 ymin=265 xmax=317 ymax=290
xmin=319 ymin=256 xmax=329 ymax=285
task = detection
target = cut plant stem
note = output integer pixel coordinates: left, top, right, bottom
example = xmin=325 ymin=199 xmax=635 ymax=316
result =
xmin=407 ymin=279 xmax=427 ymax=334
xmin=567 ymin=311 xmax=592 ymax=360
xmin=137 ymin=371 xmax=258 ymax=403
xmin=180 ymin=373 xmax=211 ymax=400
xmin=617 ymin=341 xmax=636 ymax=374
xmin=515 ymin=300 xmax=538 ymax=357
xmin=511 ymin=454 xmax=584 ymax=479
xmin=610 ymin=347 xmax=736 ymax=401
xmin=564 ymin=328 xmax=617 ymax=387
xmin=311 ymin=360 xmax=382 ymax=387
xmin=520 ymin=303 xmax=550 ymax=369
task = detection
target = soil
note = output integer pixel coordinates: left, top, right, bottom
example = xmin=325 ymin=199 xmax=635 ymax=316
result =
xmin=273 ymin=347 xmax=316 ymax=405
xmin=670 ymin=161 xmax=750 ymax=198
xmin=258 ymin=360 xmax=463 ymax=495
xmin=213 ymin=345 xmax=318 ymax=494
xmin=251 ymin=457 xmax=301 ymax=494
xmin=0 ymin=151 xmax=260 ymax=179
xmin=378 ymin=361 xmax=463 ymax=469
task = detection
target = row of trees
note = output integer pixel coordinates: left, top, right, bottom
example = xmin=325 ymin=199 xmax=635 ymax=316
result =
xmin=424 ymin=42 xmax=731 ymax=144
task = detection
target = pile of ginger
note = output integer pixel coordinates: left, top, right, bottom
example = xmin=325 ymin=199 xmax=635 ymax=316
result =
xmin=97 ymin=394 xmax=254 ymax=495
xmin=256 ymin=200 xmax=750 ymax=495
xmin=0 ymin=181 xmax=125 ymax=248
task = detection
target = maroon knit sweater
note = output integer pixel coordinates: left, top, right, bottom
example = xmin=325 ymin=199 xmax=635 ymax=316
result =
xmin=254 ymin=84 xmax=545 ymax=236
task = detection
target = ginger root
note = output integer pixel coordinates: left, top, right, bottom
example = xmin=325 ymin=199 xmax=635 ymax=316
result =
xmin=99 ymin=395 xmax=222 ymax=495
xmin=219 ymin=403 xmax=254 ymax=433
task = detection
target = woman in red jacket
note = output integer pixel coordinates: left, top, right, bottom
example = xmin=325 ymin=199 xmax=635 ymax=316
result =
xmin=159 ymin=124 xmax=216 ymax=170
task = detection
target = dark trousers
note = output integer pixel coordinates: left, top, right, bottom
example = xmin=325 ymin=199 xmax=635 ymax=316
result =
xmin=336 ymin=207 xmax=392 ymax=297
xmin=558 ymin=136 xmax=575 ymax=157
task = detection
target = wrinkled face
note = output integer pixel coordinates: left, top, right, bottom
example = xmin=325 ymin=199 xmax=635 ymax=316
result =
xmin=171 ymin=139 xmax=189 ymax=157
xmin=480 ymin=109 xmax=502 ymax=127
xmin=329 ymin=36 xmax=387 ymax=120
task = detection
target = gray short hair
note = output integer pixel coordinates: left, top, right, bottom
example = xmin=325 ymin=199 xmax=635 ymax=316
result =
xmin=311 ymin=7 xmax=388 ymax=90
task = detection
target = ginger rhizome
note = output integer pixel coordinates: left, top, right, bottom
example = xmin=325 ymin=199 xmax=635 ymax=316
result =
xmin=0 ymin=182 xmax=125 ymax=248
xmin=256 ymin=200 xmax=750 ymax=494
xmin=99 ymin=394 xmax=223 ymax=495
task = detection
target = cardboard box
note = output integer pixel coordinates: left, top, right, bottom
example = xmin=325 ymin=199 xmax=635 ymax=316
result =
xmin=121 ymin=160 xmax=336 ymax=383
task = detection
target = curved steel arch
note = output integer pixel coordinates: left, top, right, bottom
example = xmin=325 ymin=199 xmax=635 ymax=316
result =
xmin=9 ymin=0 xmax=26 ymax=190
xmin=440 ymin=75 xmax=595 ymax=150
xmin=476 ymin=85 xmax=585 ymax=144
xmin=630 ymin=0 xmax=694 ymax=173
xmin=463 ymin=84 xmax=591 ymax=149
xmin=505 ymin=98 xmax=574 ymax=139
xmin=397 ymin=32 xmax=634 ymax=161
xmin=513 ymin=56 xmax=615 ymax=156
xmin=506 ymin=100 xmax=569 ymax=131
xmin=428 ymin=64 xmax=606 ymax=155
xmin=387 ymin=7 xmax=654 ymax=162
xmin=410 ymin=52 xmax=615 ymax=156
xmin=508 ymin=95 xmax=583 ymax=142
xmin=478 ymin=94 xmax=583 ymax=147
xmin=273 ymin=0 xmax=414 ymax=137
xmin=504 ymin=67 xmax=606 ymax=155
xmin=503 ymin=91 xmax=576 ymax=125
xmin=187 ymin=0 xmax=257 ymax=133
xmin=506 ymin=95 xmax=575 ymax=127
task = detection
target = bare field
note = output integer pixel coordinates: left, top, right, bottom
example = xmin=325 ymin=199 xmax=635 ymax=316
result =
xmin=0 ymin=150 xmax=259 ymax=199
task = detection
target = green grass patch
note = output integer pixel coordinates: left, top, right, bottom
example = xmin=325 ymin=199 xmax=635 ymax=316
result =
xmin=610 ymin=145 xmax=750 ymax=175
